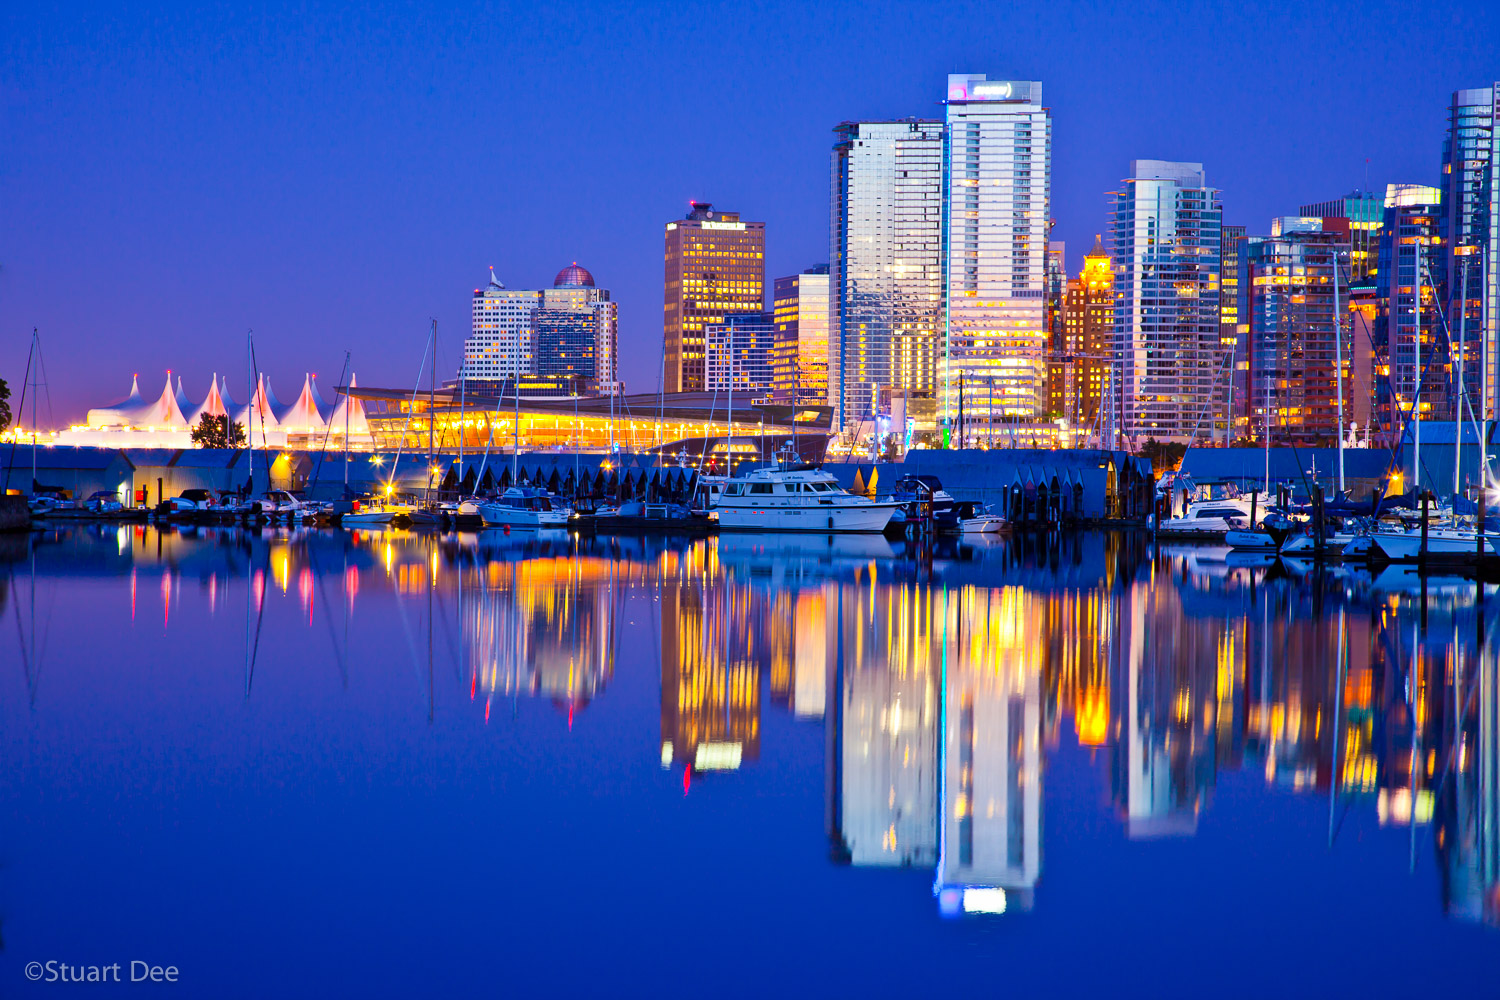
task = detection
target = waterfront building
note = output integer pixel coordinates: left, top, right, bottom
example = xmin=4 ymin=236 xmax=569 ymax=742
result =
xmin=663 ymin=202 xmax=766 ymax=393
xmin=705 ymin=312 xmax=777 ymax=399
xmin=771 ymin=266 xmax=831 ymax=407
xmin=463 ymin=269 xmax=542 ymax=384
xmin=1238 ymin=218 xmax=1350 ymax=445
xmin=1373 ymin=184 xmax=1446 ymax=438
xmin=1442 ymin=85 xmax=1500 ymax=423
xmin=942 ymin=76 xmax=1053 ymax=442
xmin=1300 ymin=191 xmax=1384 ymax=282
xmin=1108 ymin=160 xmax=1224 ymax=446
xmin=1220 ymin=224 xmax=1247 ymax=442
xmin=532 ymin=263 xmax=618 ymax=395
xmin=830 ymin=119 xmax=945 ymax=445
xmin=1052 ymin=237 xmax=1113 ymax=438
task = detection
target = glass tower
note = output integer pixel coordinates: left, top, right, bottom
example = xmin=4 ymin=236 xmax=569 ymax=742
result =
xmin=771 ymin=266 xmax=831 ymax=407
xmin=663 ymin=203 xmax=766 ymax=393
xmin=942 ymin=76 xmax=1052 ymax=443
xmin=1374 ymin=184 xmax=1445 ymax=438
xmin=830 ymin=119 xmax=944 ymax=443
xmin=1108 ymin=160 xmax=1223 ymax=446
xmin=1442 ymin=85 xmax=1499 ymax=422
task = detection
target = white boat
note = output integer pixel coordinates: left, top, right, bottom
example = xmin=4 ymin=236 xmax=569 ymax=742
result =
xmin=1368 ymin=526 xmax=1496 ymax=561
xmin=714 ymin=465 xmax=902 ymax=533
xmin=957 ymin=502 xmax=1011 ymax=534
xmin=1155 ymin=496 xmax=1262 ymax=538
xmin=478 ymin=487 xmax=569 ymax=529
xmin=1225 ymin=528 xmax=1277 ymax=551
xmin=342 ymin=501 xmax=416 ymax=526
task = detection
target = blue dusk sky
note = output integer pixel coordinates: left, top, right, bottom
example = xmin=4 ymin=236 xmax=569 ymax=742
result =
xmin=2 ymin=1 xmax=1496 ymax=422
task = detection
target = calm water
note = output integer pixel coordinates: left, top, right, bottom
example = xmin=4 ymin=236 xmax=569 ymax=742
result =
xmin=1 ymin=525 xmax=1496 ymax=997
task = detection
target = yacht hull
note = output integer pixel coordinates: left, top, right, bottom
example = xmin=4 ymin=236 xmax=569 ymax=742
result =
xmin=716 ymin=502 xmax=899 ymax=533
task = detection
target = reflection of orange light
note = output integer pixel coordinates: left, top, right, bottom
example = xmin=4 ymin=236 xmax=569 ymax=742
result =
xmin=1076 ymin=687 xmax=1109 ymax=747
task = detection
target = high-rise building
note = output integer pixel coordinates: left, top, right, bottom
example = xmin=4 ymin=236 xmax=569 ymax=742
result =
xmin=1442 ymin=85 xmax=1499 ymax=422
xmin=663 ymin=202 xmax=766 ymax=393
xmin=533 ymin=263 xmax=618 ymax=395
xmin=1219 ymin=224 xmax=1246 ymax=442
xmin=771 ymin=266 xmax=831 ymax=406
xmin=704 ymin=312 xmax=777 ymax=399
xmin=1300 ymin=192 xmax=1383 ymax=282
xmin=1374 ymin=184 xmax=1446 ymax=438
xmin=1108 ymin=160 xmax=1224 ymax=446
xmin=1044 ymin=240 xmax=1067 ymax=420
xmin=830 ymin=119 xmax=944 ymax=443
xmin=461 ymin=264 xmax=617 ymax=394
xmin=462 ymin=269 xmax=542 ymax=384
xmin=1053 ymin=237 xmax=1113 ymax=433
xmin=1239 ymin=219 xmax=1350 ymax=445
xmin=942 ymin=76 xmax=1052 ymax=442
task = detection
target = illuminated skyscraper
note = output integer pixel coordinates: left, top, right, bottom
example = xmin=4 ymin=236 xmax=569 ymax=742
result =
xmin=1108 ymin=160 xmax=1224 ymax=446
xmin=663 ymin=202 xmax=766 ymax=393
xmin=942 ymin=76 xmax=1053 ymax=440
xmin=1053 ymin=237 xmax=1113 ymax=434
xmin=1300 ymin=191 xmax=1383 ymax=282
xmin=1374 ymin=184 xmax=1445 ymax=438
xmin=831 ymin=119 xmax=944 ymax=442
xmin=462 ymin=269 xmax=542 ymax=384
xmin=771 ymin=266 xmax=831 ymax=406
xmin=1442 ymin=85 xmax=1499 ymax=422
xmin=1239 ymin=219 xmax=1350 ymax=445
xmin=1220 ymin=224 xmax=1246 ymax=441
xmin=533 ymin=263 xmax=619 ymax=395
xmin=704 ymin=312 xmax=777 ymax=398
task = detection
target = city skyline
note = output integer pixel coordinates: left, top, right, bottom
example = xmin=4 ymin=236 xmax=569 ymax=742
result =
xmin=3 ymin=3 xmax=1497 ymax=424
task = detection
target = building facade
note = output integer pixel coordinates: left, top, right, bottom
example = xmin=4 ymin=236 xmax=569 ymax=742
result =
xmin=1108 ymin=160 xmax=1224 ymax=446
xmin=463 ymin=269 xmax=542 ymax=383
xmin=1300 ymin=192 xmax=1383 ymax=282
xmin=942 ymin=76 xmax=1052 ymax=441
xmin=1374 ymin=184 xmax=1447 ymax=438
xmin=1442 ymin=85 xmax=1499 ymax=423
xmin=1239 ymin=220 xmax=1350 ymax=446
xmin=1220 ymin=224 xmax=1247 ymax=443
xmin=1053 ymin=238 xmax=1113 ymax=436
xmin=663 ymin=202 xmax=766 ymax=393
xmin=771 ymin=266 xmax=831 ymax=406
xmin=705 ymin=312 xmax=777 ymax=399
xmin=830 ymin=119 xmax=945 ymax=445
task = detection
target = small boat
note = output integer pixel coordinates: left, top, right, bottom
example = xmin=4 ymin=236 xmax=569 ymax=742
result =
xmin=1225 ymin=528 xmax=1278 ymax=551
xmin=1155 ymin=497 xmax=1261 ymax=539
xmin=952 ymin=501 xmax=1010 ymax=534
xmin=341 ymin=499 xmax=416 ymax=526
xmin=1368 ymin=525 xmax=1496 ymax=562
xmin=478 ymin=487 xmax=569 ymax=529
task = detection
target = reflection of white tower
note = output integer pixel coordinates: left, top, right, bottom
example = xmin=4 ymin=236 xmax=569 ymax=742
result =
xmin=936 ymin=587 xmax=1042 ymax=915
xmin=1439 ymin=637 xmax=1500 ymax=925
xmin=835 ymin=582 xmax=939 ymax=866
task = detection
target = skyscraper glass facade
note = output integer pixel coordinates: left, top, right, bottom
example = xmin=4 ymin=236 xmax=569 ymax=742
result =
xmin=705 ymin=312 xmax=777 ymax=399
xmin=830 ymin=119 xmax=944 ymax=439
xmin=1108 ymin=161 xmax=1223 ymax=445
xmin=771 ymin=267 xmax=830 ymax=406
xmin=1374 ymin=185 xmax=1446 ymax=436
xmin=1300 ymin=192 xmax=1383 ymax=282
xmin=942 ymin=76 xmax=1052 ymax=440
xmin=1442 ymin=85 xmax=1499 ymax=422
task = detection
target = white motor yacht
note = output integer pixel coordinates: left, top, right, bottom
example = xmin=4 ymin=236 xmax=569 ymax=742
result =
xmin=478 ymin=487 xmax=569 ymax=529
xmin=1368 ymin=525 xmax=1496 ymax=561
xmin=1156 ymin=496 xmax=1264 ymax=538
xmin=714 ymin=466 xmax=902 ymax=533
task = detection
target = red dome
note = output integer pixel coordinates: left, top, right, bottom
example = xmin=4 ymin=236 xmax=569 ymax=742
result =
xmin=553 ymin=262 xmax=595 ymax=287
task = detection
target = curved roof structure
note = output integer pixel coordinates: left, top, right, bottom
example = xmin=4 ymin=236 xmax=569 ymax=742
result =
xmin=183 ymin=374 xmax=230 ymax=426
xmin=279 ymin=374 xmax=329 ymax=434
xmin=328 ymin=374 xmax=371 ymax=439
xmin=231 ymin=374 xmax=281 ymax=430
xmin=553 ymin=262 xmax=595 ymax=288
xmin=86 ymin=375 xmax=147 ymax=427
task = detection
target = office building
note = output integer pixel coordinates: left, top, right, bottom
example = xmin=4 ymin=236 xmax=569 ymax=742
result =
xmin=1108 ymin=160 xmax=1224 ymax=446
xmin=461 ymin=264 xmax=617 ymax=394
xmin=463 ymin=269 xmax=542 ymax=383
xmin=533 ymin=263 xmax=618 ymax=395
xmin=1374 ymin=184 xmax=1446 ymax=437
xmin=663 ymin=202 xmax=766 ymax=393
xmin=1442 ymin=85 xmax=1499 ymax=423
xmin=1051 ymin=237 xmax=1113 ymax=435
xmin=831 ymin=119 xmax=945 ymax=445
xmin=705 ymin=312 xmax=777 ymax=399
xmin=942 ymin=76 xmax=1053 ymax=442
xmin=1220 ymin=224 xmax=1246 ymax=442
xmin=1239 ymin=219 xmax=1350 ymax=445
xmin=1301 ymin=191 xmax=1383 ymax=282
xmin=1044 ymin=240 xmax=1067 ymax=420
xmin=771 ymin=266 xmax=831 ymax=407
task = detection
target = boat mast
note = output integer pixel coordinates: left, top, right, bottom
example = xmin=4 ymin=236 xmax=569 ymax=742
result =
xmin=727 ymin=341 xmax=734 ymax=476
xmin=427 ymin=319 xmax=436 ymax=506
xmin=512 ymin=372 xmax=520 ymax=487
xmin=1264 ymin=359 xmax=1271 ymax=497
xmin=1414 ymin=238 xmax=1423 ymax=493
xmin=246 ymin=331 xmax=255 ymax=495
xmin=1333 ymin=249 xmax=1345 ymax=495
xmin=1456 ymin=256 xmax=1468 ymax=500
xmin=343 ymin=360 xmax=351 ymax=494
xmin=457 ymin=369 xmax=466 ymax=496
xmin=29 ymin=329 xmax=38 ymax=492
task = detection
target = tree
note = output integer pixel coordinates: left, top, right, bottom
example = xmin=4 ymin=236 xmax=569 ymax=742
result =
xmin=0 ymin=377 xmax=10 ymax=435
xmin=1136 ymin=437 xmax=1187 ymax=473
xmin=190 ymin=413 xmax=246 ymax=449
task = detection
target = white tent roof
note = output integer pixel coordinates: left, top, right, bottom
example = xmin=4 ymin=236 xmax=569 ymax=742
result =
xmin=279 ymin=374 xmax=329 ymax=434
xmin=86 ymin=375 xmax=147 ymax=427
xmin=231 ymin=374 xmax=281 ymax=430
xmin=265 ymin=378 xmax=288 ymax=422
xmin=144 ymin=374 xmax=190 ymax=428
xmin=219 ymin=376 xmax=239 ymax=415
xmin=310 ymin=375 xmax=332 ymax=421
xmin=328 ymin=374 xmax=372 ymax=439
xmin=183 ymin=374 xmax=230 ymax=426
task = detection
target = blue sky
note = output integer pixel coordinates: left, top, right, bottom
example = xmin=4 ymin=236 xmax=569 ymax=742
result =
xmin=3 ymin=1 xmax=1496 ymax=420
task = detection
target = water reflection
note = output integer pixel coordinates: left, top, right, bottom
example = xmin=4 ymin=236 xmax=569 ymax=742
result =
xmin=7 ymin=525 xmax=1499 ymax=932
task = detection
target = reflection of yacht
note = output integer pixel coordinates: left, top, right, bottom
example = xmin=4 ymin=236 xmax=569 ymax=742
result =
xmin=716 ymin=467 xmax=902 ymax=533
xmin=478 ymin=488 xmax=569 ymax=529
xmin=715 ymin=532 xmax=897 ymax=562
